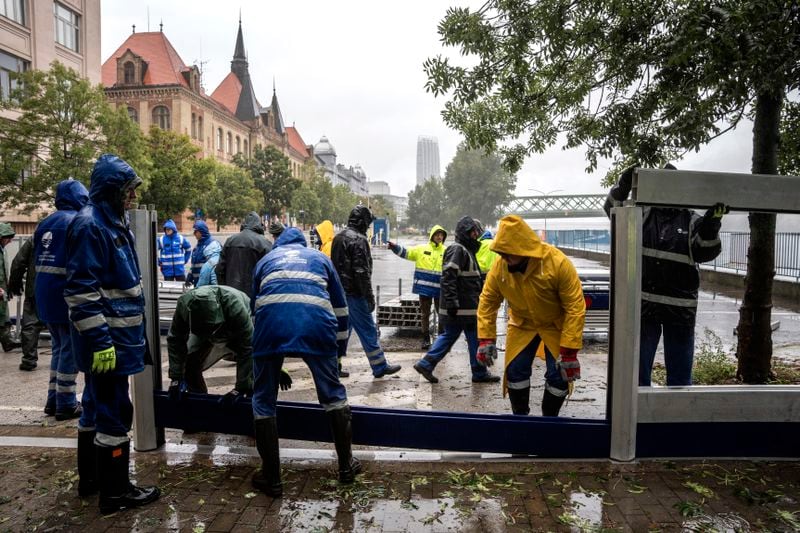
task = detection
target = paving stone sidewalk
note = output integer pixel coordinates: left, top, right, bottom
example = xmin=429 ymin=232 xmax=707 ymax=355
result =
xmin=0 ymin=430 xmax=798 ymax=532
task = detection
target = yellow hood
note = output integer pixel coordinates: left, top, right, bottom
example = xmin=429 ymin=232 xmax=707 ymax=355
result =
xmin=317 ymin=220 xmax=334 ymax=245
xmin=490 ymin=215 xmax=545 ymax=259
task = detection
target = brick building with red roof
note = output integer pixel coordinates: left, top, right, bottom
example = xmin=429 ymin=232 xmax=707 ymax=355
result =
xmin=101 ymin=21 xmax=313 ymax=229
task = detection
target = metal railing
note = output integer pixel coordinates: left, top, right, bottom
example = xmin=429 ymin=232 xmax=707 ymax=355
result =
xmin=547 ymin=230 xmax=800 ymax=281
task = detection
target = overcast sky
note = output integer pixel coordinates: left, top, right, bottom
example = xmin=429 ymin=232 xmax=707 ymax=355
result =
xmin=100 ymin=0 xmax=755 ymax=198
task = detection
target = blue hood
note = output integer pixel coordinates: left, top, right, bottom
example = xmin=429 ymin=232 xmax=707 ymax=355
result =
xmin=193 ymin=220 xmax=211 ymax=241
xmin=163 ymin=219 xmax=178 ymax=232
xmin=480 ymin=229 xmax=493 ymax=240
xmin=89 ymin=154 xmax=141 ymax=206
xmin=274 ymin=227 xmax=307 ymax=249
xmin=54 ymin=179 xmax=89 ymax=211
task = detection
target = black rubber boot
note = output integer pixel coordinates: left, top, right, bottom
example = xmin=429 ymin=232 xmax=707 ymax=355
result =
xmin=541 ymin=388 xmax=567 ymax=416
xmin=508 ymin=387 xmax=531 ymax=415
xmin=97 ymin=441 xmax=160 ymax=514
xmin=252 ymin=417 xmax=282 ymax=497
xmin=327 ymin=406 xmax=362 ymax=484
xmin=77 ymin=430 xmax=98 ymax=497
xmin=338 ymin=358 xmax=350 ymax=378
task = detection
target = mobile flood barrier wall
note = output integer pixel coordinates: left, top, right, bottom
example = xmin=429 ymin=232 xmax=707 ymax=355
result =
xmin=132 ymin=169 xmax=800 ymax=458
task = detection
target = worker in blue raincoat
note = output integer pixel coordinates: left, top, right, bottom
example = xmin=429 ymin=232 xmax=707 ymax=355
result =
xmin=157 ymin=219 xmax=191 ymax=281
xmin=65 ymin=154 xmax=160 ymax=514
xmin=186 ymin=220 xmax=218 ymax=287
xmin=250 ymin=227 xmax=360 ymax=497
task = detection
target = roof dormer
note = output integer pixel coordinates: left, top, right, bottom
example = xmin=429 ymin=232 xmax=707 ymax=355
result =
xmin=116 ymin=49 xmax=146 ymax=86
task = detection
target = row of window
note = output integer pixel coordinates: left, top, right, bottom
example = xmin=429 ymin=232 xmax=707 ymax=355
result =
xmin=126 ymin=105 xmax=249 ymax=156
xmin=1 ymin=1 xmax=81 ymax=53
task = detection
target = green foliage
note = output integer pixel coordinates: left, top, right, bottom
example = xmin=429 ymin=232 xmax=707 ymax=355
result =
xmin=778 ymin=101 xmax=800 ymax=176
xmin=442 ymin=144 xmax=516 ymax=227
xmin=98 ymin=105 xmax=151 ymax=189
xmin=0 ymin=62 xmax=109 ymax=207
xmin=233 ymin=145 xmax=300 ymax=219
xmin=407 ymin=177 xmax=447 ymax=231
xmin=331 ymin=185 xmax=359 ymax=226
xmin=290 ymin=182 xmax=321 ymax=226
xmin=201 ymin=159 xmax=260 ymax=230
xmin=308 ymin=172 xmax=336 ymax=221
xmin=424 ymin=1 xmax=800 ymax=178
xmin=652 ymin=329 xmax=737 ymax=385
xmin=406 ymin=145 xmax=516 ymax=230
xmin=368 ymin=195 xmax=397 ymax=228
xmin=138 ymin=126 xmax=206 ymax=220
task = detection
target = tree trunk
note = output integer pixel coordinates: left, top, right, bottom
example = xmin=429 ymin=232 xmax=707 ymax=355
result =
xmin=736 ymin=92 xmax=782 ymax=383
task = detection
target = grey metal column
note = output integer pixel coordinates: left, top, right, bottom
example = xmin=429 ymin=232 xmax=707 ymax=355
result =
xmin=609 ymin=204 xmax=642 ymax=461
xmin=130 ymin=207 xmax=162 ymax=451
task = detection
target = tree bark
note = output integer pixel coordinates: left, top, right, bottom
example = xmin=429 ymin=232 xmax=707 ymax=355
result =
xmin=736 ymin=92 xmax=782 ymax=383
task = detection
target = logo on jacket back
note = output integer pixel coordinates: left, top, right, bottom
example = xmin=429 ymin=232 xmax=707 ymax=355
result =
xmin=41 ymin=231 xmax=53 ymax=249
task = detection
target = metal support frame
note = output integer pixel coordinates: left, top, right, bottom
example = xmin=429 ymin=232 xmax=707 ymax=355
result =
xmin=608 ymin=205 xmax=641 ymax=461
xmin=130 ymin=208 xmax=164 ymax=451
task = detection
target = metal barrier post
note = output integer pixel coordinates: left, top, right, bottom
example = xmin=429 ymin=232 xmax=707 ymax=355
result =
xmin=609 ymin=204 xmax=642 ymax=461
xmin=130 ymin=207 xmax=163 ymax=451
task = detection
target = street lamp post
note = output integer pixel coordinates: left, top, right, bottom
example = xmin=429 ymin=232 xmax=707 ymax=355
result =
xmin=529 ymin=188 xmax=564 ymax=242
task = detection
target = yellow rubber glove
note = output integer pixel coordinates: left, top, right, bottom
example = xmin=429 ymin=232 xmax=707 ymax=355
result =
xmin=92 ymin=346 xmax=116 ymax=373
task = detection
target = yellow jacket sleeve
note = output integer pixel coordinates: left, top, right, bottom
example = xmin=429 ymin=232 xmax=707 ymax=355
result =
xmin=557 ymin=258 xmax=586 ymax=349
xmin=477 ymin=264 xmax=504 ymax=340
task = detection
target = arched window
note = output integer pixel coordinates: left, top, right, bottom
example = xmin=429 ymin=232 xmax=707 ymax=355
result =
xmin=127 ymin=106 xmax=138 ymax=123
xmin=217 ymin=128 xmax=223 ymax=151
xmin=235 ymin=136 xmax=241 ymax=154
xmin=123 ymin=61 xmax=136 ymax=84
xmin=243 ymin=140 xmax=248 ymax=157
xmin=226 ymin=132 xmax=232 ymax=154
xmin=191 ymin=113 xmax=197 ymax=139
xmin=197 ymin=116 xmax=204 ymax=140
xmin=152 ymin=105 xmax=170 ymax=130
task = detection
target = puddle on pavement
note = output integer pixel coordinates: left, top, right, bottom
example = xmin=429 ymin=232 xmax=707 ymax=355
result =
xmin=682 ymin=512 xmax=752 ymax=532
xmin=559 ymin=491 xmax=605 ymax=531
xmin=276 ymin=497 xmax=507 ymax=531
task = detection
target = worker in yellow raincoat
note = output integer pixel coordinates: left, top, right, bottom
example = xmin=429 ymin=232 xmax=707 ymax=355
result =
xmin=317 ymin=220 xmax=335 ymax=258
xmin=476 ymin=215 xmax=585 ymax=416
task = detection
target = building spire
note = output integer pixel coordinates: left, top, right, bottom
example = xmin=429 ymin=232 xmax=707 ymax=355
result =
xmin=159 ymin=19 xmax=163 ymax=32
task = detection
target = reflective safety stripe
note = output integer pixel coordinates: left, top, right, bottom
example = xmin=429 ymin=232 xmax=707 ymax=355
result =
xmin=73 ymin=314 xmax=106 ymax=331
xmin=508 ymin=379 xmax=531 ymax=390
xmin=35 ymin=265 xmax=66 ymax=275
xmin=56 ymin=384 xmax=77 ymax=393
xmin=100 ymin=285 xmax=142 ymax=299
xmin=321 ymin=400 xmax=349 ymax=412
xmin=96 ymin=433 xmax=129 ymax=447
xmin=336 ymin=331 xmax=349 ymax=340
xmin=692 ymin=235 xmax=721 ymax=248
xmin=56 ymin=372 xmax=78 ymax=382
xmin=260 ymin=270 xmax=327 ymax=289
xmin=333 ymin=307 xmax=349 ymax=317
xmin=545 ymin=382 xmax=569 ymax=397
xmin=443 ymin=262 xmax=460 ymax=271
xmin=642 ymin=247 xmax=694 ymax=266
xmin=48 ymin=383 xmax=56 ymax=391
xmin=255 ymin=293 xmax=334 ymax=314
xmin=416 ymin=280 xmax=440 ymax=288
xmin=416 ymin=268 xmax=440 ymax=276
xmin=642 ymin=291 xmax=698 ymax=307
xmin=439 ymin=308 xmax=478 ymax=316
xmin=457 ymin=270 xmax=481 ymax=277
xmin=65 ymin=292 xmax=101 ymax=307
xmin=366 ymin=348 xmax=383 ymax=358
xmin=107 ymin=314 xmax=144 ymax=328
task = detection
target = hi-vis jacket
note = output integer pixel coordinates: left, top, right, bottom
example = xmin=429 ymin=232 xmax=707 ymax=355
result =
xmin=65 ymin=155 xmax=146 ymax=376
xmin=252 ymin=227 xmax=349 ymax=359
xmin=476 ymin=229 xmax=498 ymax=278
xmin=389 ymin=225 xmax=447 ymax=298
xmin=477 ymin=215 xmax=585 ymax=392
xmin=34 ymin=179 xmax=89 ymax=324
xmin=317 ymin=220 xmax=335 ymax=257
xmin=188 ymin=220 xmax=217 ymax=286
xmin=157 ymin=219 xmax=191 ymax=278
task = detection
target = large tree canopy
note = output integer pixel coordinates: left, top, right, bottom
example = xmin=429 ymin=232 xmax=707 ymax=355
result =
xmin=234 ymin=145 xmax=300 ymax=220
xmin=425 ymin=0 xmax=800 ymax=382
xmin=0 ymin=62 xmax=150 ymax=210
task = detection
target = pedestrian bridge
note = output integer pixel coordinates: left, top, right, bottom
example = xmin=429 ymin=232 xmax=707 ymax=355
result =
xmin=503 ymin=194 xmax=607 ymax=218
